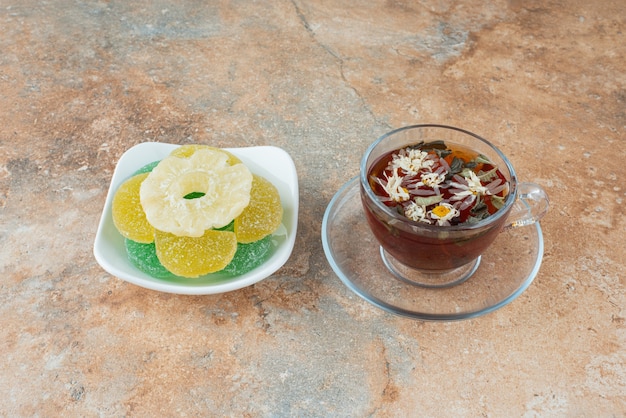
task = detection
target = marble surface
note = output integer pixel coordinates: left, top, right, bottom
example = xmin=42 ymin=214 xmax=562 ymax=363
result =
xmin=1 ymin=0 xmax=624 ymax=416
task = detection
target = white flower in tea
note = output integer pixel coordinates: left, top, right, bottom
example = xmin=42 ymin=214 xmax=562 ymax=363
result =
xmin=429 ymin=203 xmax=460 ymax=226
xmin=404 ymin=202 xmax=429 ymax=223
xmin=411 ymin=171 xmax=447 ymax=196
xmin=449 ymin=171 xmax=503 ymax=210
xmin=375 ymin=168 xmax=410 ymax=202
xmin=419 ymin=172 xmax=445 ymax=187
xmin=391 ymin=148 xmax=435 ymax=175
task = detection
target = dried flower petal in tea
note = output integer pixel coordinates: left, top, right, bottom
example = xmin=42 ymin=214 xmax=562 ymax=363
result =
xmin=368 ymin=141 xmax=510 ymax=226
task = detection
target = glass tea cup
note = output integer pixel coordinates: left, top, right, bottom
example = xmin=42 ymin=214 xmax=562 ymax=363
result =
xmin=360 ymin=124 xmax=549 ymax=288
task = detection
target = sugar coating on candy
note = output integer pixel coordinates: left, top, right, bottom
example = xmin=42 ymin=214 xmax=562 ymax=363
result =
xmin=222 ymin=235 xmax=273 ymax=275
xmin=125 ymin=239 xmax=173 ymax=279
xmin=235 ymin=174 xmax=283 ymax=243
xmin=154 ymin=229 xmax=238 ymax=278
xmin=112 ymin=172 xmax=154 ymax=243
xmin=140 ymin=148 xmax=253 ymax=237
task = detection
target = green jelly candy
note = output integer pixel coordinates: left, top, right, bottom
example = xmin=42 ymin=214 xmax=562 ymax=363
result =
xmin=125 ymin=238 xmax=173 ymax=279
xmin=216 ymin=220 xmax=234 ymax=232
xmin=132 ymin=160 xmax=160 ymax=176
xmin=222 ymin=235 xmax=273 ymax=275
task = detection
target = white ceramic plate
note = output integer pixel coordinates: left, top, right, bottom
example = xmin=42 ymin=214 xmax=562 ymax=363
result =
xmin=93 ymin=142 xmax=299 ymax=294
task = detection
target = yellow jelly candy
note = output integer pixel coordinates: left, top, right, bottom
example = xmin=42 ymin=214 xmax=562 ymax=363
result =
xmin=154 ymin=229 xmax=238 ymax=278
xmin=112 ymin=173 xmax=154 ymax=243
xmin=170 ymin=144 xmax=242 ymax=166
xmin=234 ymin=174 xmax=283 ymax=244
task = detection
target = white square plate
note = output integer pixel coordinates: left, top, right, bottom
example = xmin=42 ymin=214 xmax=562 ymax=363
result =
xmin=94 ymin=142 xmax=298 ymax=294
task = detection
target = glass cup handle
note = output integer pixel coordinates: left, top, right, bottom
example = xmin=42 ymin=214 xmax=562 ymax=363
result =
xmin=504 ymin=182 xmax=549 ymax=229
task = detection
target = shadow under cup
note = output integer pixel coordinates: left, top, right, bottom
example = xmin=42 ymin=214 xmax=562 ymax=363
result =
xmin=360 ymin=125 xmax=519 ymax=288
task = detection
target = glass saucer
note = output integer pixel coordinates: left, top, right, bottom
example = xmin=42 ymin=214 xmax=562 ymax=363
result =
xmin=321 ymin=176 xmax=544 ymax=321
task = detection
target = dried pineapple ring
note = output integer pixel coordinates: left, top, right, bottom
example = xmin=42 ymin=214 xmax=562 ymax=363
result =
xmin=171 ymin=144 xmax=242 ymax=165
xmin=154 ymin=229 xmax=238 ymax=278
xmin=140 ymin=148 xmax=253 ymax=237
xmin=234 ymin=174 xmax=283 ymax=243
xmin=112 ymin=172 xmax=154 ymax=243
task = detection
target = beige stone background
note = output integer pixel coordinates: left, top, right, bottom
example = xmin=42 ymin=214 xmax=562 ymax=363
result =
xmin=1 ymin=0 xmax=624 ymax=416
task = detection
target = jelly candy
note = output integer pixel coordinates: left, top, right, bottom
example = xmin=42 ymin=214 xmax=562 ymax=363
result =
xmin=125 ymin=239 xmax=173 ymax=279
xmin=133 ymin=160 xmax=160 ymax=176
xmin=154 ymin=229 xmax=238 ymax=278
xmin=112 ymin=173 xmax=154 ymax=243
xmin=222 ymin=235 xmax=273 ymax=275
xmin=235 ymin=174 xmax=283 ymax=243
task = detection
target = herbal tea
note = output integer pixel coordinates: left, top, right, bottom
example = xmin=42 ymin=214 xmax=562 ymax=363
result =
xmin=361 ymin=139 xmax=513 ymax=271
xmin=367 ymin=140 xmax=510 ymax=226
